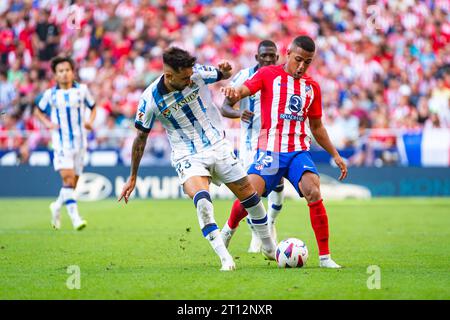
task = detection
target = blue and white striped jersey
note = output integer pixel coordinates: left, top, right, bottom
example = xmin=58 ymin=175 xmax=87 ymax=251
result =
xmin=135 ymin=64 xmax=225 ymax=162
xmin=38 ymin=82 xmax=95 ymax=151
xmin=230 ymin=65 xmax=261 ymax=155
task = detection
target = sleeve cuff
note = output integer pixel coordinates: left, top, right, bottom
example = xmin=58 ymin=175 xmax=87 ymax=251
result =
xmin=36 ymin=105 xmax=49 ymax=114
xmin=135 ymin=122 xmax=150 ymax=133
xmin=216 ymin=69 xmax=223 ymax=81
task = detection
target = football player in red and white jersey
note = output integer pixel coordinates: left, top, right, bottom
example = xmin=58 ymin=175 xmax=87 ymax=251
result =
xmin=221 ymin=35 xmax=347 ymax=268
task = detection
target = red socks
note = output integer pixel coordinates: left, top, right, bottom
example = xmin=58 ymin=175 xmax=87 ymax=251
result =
xmin=308 ymin=199 xmax=330 ymax=255
xmin=227 ymin=199 xmax=248 ymax=229
xmin=226 ymin=197 xmax=330 ymax=256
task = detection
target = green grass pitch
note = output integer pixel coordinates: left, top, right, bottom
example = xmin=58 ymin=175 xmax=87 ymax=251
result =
xmin=0 ymin=198 xmax=449 ymax=300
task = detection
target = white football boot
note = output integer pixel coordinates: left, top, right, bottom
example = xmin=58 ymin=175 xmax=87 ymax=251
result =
xmin=261 ymin=239 xmax=277 ymax=261
xmin=247 ymin=220 xmax=262 ymax=253
xmin=268 ymin=220 xmax=278 ymax=244
xmin=73 ymin=219 xmax=87 ymax=231
xmin=220 ymin=257 xmax=236 ymax=271
xmin=319 ymin=254 xmax=342 ymax=268
xmin=50 ymin=202 xmax=61 ymax=230
xmin=220 ymin=224 xmax=236 ymax=248
xmin=248 ymin=230 xmax=262 ymax=253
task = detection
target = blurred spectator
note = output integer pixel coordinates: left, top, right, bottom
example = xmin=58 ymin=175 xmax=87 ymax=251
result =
xmin=333 ymin=104 xmax=360 ymax=148
xmin=0 ymin=69 xmax=17 ymax=114
xmin=120 ymin=122 xmax=171 ymax=166
xmin=349 ymin=119 xmax=375 ymax=167
xmin=429 ymin=75 xmax=450 ymax=127
xmin=96 ymin=114 xmax=124 ymax=149
xmin=0 ymin=113 xmax=23 ymax=150
xmin=424 ymin=112 xmax=443 ymax=129
xmin=0 ymin=0 xmax=448 ymax=167
xmin=35 ymin=9 xmax=60 ymax=62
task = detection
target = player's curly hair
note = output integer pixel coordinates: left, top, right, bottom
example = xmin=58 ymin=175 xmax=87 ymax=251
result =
xmin=50 ymin=56 xmax=75 ymax=73
xmin=293 ymin=35 xmax=315 ymax=52
xmin=163 ymin=47 xmax=196 ymax=72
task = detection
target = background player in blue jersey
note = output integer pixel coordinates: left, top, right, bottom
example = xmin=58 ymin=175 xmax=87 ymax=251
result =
xmin=220 ymin=40 xmax=284 ymax=253
xmin=118 ymin=47 xmax=276 ymax=271
xmin=34 ymin=56 xmax=96 ymax=231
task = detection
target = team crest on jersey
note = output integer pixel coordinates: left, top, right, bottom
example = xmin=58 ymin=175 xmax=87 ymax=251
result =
xmin=288 ymin=94 xmax=303 ymax=114
xmin=280 ymin=94 xmax=305 ymax=121
xmin=305 ymin=85 xmax=312 ymax=98
xmin=161 ymin=108 xmax=172 ymax=118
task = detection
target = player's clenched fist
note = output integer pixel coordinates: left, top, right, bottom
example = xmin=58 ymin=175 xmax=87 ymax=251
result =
xmin=217 ymin=60 xmax=233 ymax=74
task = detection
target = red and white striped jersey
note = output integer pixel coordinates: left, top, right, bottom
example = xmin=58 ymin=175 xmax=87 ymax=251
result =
xmin=243 ymin=64 xmax=322 ymax=153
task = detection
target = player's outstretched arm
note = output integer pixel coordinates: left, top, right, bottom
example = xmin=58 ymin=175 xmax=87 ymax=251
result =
xmin=220 ymin=85 xmax=252 ymax=122
xmin=309 ymin=117 xmax=348 ymax=181
xmin=220 ymin=86 xmax=253 ymax=123
xmin=220 ymin=85 xmax=251 ymax=104
xmin=118 ymin=129 xmax=149 ymax=203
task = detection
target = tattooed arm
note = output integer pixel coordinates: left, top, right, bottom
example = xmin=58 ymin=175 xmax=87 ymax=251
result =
xmin=118 ymin=129 xmax=149 ymax=203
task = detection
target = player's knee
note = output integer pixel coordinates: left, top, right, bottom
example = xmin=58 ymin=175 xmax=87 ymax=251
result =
xmin=247 ymin=175 xmax=265 ymax=197
xmin=303 ymin=186 xmax=321 ymax=203
xmin=63 ymin=176 xmax=76 ymax=188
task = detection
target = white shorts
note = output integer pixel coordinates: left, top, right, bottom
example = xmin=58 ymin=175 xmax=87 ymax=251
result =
xmin=173 ymin=140 xmax=247 ymax=186
xmin=240 ymin=147 xmax=257 ymax=172
xmin=53 ymin=149 xmax=85 ymax=176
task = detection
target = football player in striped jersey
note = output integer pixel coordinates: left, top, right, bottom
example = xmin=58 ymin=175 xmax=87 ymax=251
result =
xmin=119 ymin=47 xmax=276 ymax=271
xmin=34 ymin=56 xmax=96 ymax=231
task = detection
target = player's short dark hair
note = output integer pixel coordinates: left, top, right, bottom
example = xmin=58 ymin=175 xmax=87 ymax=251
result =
xmin=293 ymin=35 xmax=315 ymax=52
xmin=258 ymin=40 xmax=277 ymax=51
xmin=51 ymin=56 xmax=75 ymax=73
xmin=163 ymin=47 xmax=196 ymax=72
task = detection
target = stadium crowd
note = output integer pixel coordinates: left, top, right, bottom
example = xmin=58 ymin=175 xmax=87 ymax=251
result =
xmin=0 ymin=0 xmax=449 ymax=166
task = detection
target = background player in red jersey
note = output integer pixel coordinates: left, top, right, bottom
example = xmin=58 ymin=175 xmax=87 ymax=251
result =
xmin=221 ymin=35 xmax=348 ymax=268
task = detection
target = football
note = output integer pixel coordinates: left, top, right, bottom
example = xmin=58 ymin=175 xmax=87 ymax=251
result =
xmin=275 ymin=238 xmax=309 ymax=268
